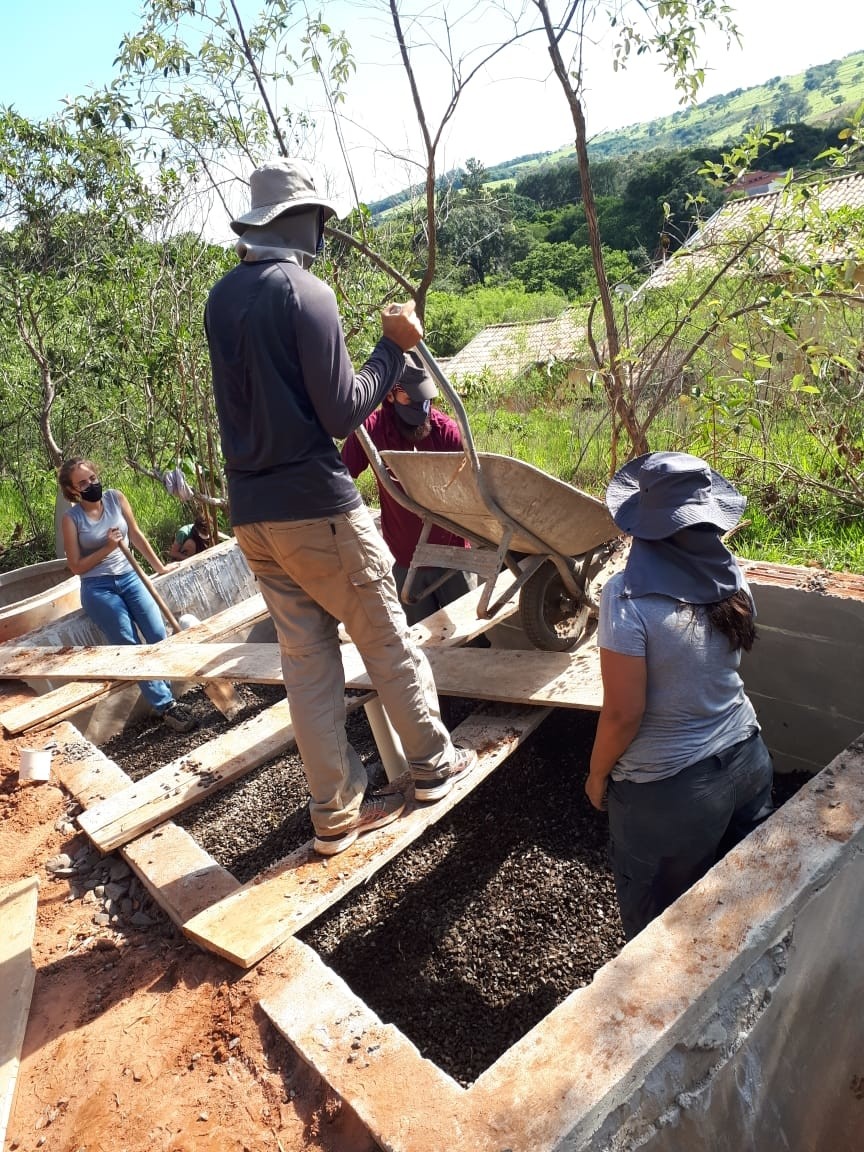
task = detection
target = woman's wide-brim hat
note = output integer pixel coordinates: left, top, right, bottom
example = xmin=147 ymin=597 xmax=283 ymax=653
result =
xmin=606 ymin=451 xmax=746 ymax=540
xmin=230 ymin=160 xmax=339 ymax=236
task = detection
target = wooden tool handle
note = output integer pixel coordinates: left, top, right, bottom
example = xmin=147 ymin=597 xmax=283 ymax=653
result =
xmin=118 ymin=541 xmax=181 ymax=634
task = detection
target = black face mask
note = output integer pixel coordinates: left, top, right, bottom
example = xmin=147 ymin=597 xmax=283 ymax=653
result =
xmin=79 ymin=481 xmax=103 ymax=503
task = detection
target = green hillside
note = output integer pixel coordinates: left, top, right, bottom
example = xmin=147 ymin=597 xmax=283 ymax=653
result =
xmin=587 ymin=50 xmax=864 ymax=159
xmin=369 ymin=49 xmax=864 ymax=213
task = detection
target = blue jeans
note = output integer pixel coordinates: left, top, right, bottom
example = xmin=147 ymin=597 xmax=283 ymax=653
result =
xmin=607 ymin=731 xmax=774 ymax=940
xmin=80 ymin=571 xmax=174 ymax=712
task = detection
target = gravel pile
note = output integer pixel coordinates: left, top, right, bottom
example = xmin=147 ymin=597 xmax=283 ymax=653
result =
xmin=45 ymin=834 xmax=175 ymax=938
xmin=98 ymin=685 xmax=810 ymax=1087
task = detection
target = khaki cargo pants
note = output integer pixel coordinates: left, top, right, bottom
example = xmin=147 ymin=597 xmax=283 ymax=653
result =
xmin=234 ymin=506 xmax=455 ymax=835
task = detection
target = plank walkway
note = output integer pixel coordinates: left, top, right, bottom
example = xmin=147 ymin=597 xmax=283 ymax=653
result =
xmin=37 ymin=577 xmax=546 ymax=965
xmin=182 ymin=703 xmax=550 ymax=966
xmin=0 ymin=877 xmax=39 ymax=1152
xmin=0 ymin=641 xmax=602 ymax=709
xmin=0 ymin=574 xmax=520 ymax=735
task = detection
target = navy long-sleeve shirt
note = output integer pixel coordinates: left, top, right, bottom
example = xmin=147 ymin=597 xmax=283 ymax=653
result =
xmin=205 ymin=258 xmax=405 ymax=525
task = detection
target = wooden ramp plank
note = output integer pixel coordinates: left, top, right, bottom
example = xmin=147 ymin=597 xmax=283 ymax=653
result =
xmin=0 ymin=877 xmax=39 ymax=1152
xmin=0 ymin=642 xmax=602 ymax=709
xmin=51 ymin=723 xmax=240 ymax=925
xmin=0 ymin=573 xmax=514 ymax=735
xmin=183 ymin=704 xmax=551 ymax=967
xmin=405 ymin=568 xmax=519 ymax=647
xmin=349 ymin=640 xmax=603 ymax=709
xmin=78 ymin=693 xmax=372 ymax=854
xmin=0 ymin=594 xmax=271 ymax=735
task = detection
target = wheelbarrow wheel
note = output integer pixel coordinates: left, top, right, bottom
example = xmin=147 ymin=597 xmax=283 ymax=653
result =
xmin=519 ymin=559 xmax=590 ymax=652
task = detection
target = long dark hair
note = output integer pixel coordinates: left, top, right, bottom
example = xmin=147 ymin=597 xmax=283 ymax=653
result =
xmin=704 ymin=588 xmax=757 ymax=652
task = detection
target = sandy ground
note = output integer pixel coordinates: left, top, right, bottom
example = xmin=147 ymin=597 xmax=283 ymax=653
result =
xmin=1 ymin=680 xmax=377 ymax=1152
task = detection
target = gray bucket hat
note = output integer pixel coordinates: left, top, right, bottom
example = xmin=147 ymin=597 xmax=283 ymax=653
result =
xmin=606 ymin=451 xmax=745 ymax=540
xmin=397 ymin=351 xmax=438 ymax=401
xmin=230 ymin=159 xmax=339 ymax=236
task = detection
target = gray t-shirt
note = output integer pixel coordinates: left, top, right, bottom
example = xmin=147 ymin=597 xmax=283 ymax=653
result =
xmin=66 ymin=490 xmax=133 ymax=579
xmin=598 ymin=571 xmax=758 ymax=783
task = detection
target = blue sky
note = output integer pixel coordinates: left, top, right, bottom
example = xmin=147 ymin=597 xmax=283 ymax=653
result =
xmin=4 ymin=0 xmax=864 ymax=205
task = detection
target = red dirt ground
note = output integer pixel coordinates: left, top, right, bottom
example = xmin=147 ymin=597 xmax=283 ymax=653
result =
xmin=1 ymin=679 xmax=377 ymax=1152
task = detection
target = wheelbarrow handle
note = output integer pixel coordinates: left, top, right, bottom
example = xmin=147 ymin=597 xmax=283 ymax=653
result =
xmin=413 ymin=340 xmax=481 ymax=472
xmin=412 ymin=340 xmax=575 ymax=563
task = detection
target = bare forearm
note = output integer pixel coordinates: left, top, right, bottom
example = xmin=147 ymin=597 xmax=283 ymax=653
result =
xmin=68 ymin=540 xmax=117 ymax=576
xmin=589 ymin=710 xmax=643 ymax=781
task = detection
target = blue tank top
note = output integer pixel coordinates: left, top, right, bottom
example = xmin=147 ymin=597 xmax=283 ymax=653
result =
xmin=66 ymin=489 xmax=134 ymax=579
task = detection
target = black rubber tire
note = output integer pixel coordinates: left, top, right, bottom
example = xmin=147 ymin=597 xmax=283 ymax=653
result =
xmin=519 ymin=559 xmax=590 ymax=651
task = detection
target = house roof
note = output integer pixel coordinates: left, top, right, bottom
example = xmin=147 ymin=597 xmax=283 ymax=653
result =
xmin=637 ymin=172 xmax=864 ymax=294
xmin=443 ymin=310 xmax=587 ymax=379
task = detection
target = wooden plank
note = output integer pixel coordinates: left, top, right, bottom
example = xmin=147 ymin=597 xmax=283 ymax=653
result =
xmin=51 ymin=722 xmax=240 ymax=925
xmin=0 ymin=877 xmax=39 ymax=1152
xmin=349 ymin=641 xmax=603 ymax=709
xmin=0 ymin=594 xmax=270 ymax=735
xmin=0 ymin=641 xmax=602 ymax=709
xmin=78 ymin=693 xmax=372 ymax=853
xmin=407 ymin=570 xmax=520 ymax=644
xmin=183 ymin=704 xmax=551 ymax=967
xmin=0 ymin=576 xmax=511 ymax=735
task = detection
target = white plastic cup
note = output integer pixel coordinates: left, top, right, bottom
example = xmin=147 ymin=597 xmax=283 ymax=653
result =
xmin=19 ymin=747 xmax=53 ymax=783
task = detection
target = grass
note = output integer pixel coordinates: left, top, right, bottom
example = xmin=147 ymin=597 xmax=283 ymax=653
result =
xmin=4 ymin=395 xmax=864 ymax=577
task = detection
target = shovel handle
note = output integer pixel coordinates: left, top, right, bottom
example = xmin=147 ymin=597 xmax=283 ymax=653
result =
xmin=117 ymin=540 xmax=182 ymax=634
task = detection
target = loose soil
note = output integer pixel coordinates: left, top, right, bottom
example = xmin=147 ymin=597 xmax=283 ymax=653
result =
xmin=3 ymin=677 xmax=811 ymax=1150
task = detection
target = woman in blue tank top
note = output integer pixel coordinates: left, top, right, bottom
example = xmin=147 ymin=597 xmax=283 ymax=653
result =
xmin=586 ymin=453 xmax=774 ymax=940
xmin=59 ymin=458 xmax=197 ymax=733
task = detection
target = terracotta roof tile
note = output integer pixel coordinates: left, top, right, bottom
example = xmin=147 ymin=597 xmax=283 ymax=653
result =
xmin=444 ymin=310 xmax=588 ymax=379
xmin=637 ymin=172 xmax=864 ymax=294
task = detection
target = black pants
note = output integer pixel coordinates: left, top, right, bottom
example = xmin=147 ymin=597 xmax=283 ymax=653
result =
xmin=607 ymin=732 xmax=774 ymax=940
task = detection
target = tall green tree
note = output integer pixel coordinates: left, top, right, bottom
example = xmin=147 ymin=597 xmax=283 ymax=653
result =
xmin=532 ymin=0 xmax=741 ymax=466
xmin=0 ymin=108 xmax=159 ymax=469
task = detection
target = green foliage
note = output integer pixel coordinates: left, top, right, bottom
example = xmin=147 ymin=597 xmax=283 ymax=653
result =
xmin=512 ymin=242 xmax=634 ymax=298
xmin=425 ymin=285 xmax=569 ymax=357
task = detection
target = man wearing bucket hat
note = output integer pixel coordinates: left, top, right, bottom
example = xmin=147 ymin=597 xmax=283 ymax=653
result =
xmin=586 ymin=452 xmax=773 ymax=939
xmin=341 ymin=350 xmax=474 ymax=625
xmin=205 ymin=159 xmax=476 ymax=857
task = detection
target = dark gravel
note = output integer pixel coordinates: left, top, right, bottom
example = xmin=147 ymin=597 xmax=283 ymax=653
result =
xmin=101 ymin=687 xmax=809 ymax=1087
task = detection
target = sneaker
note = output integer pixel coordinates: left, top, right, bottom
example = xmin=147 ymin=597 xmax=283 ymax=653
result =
xmin=313 ymin=792 xmax=406 ymax=857
xmin=413 ymin=746 xmax=478 ymax=803
xmin=161 ymin=701 xmax=198 ymax=733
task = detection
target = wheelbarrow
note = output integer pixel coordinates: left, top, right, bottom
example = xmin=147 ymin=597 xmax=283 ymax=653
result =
xmin=355 ymin=340 xmax=620 ymax=650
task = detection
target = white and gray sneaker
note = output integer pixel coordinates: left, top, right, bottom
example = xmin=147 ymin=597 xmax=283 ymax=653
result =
xmin=413 ymin=747 xmax=478 ymax=802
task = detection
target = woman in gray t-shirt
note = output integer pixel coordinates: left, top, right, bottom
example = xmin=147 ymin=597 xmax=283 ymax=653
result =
xmin=59 ymin=457 xmax=197 ymax=733
xmin=587 ymin=452 xmax=773 ymax=940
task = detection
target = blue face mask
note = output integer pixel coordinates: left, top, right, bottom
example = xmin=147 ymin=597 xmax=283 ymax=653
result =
xmin=394 ymin=398 xmax=431 ymax=427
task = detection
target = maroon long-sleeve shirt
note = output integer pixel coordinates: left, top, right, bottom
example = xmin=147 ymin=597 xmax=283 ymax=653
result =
xmin=341 ymin=404 xmax=470 ymax=567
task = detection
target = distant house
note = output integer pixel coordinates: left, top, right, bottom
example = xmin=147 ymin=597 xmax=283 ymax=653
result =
xmin=636 ymin=172 xmax=864 ymax=296
xmin=725 ymin=169 xmax=788 ymax=198
xmin=443 ymin=309 xmax=590 ymax=385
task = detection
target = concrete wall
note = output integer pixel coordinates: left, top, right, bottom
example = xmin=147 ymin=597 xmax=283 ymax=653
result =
xmin=580 ymin=771 xmax=864 ymax=1152
xmin=742 ymin=562 xmax=864 ymax=774
xmin=10 ymin=539 xmax=259 ymax=742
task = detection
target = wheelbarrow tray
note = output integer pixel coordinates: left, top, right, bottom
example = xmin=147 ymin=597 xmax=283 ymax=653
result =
xmin=380 ymin=450 xmax=618 ymax=557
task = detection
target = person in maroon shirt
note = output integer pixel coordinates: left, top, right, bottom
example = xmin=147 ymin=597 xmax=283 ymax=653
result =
xmin=341 ymin=352 xmax=474 ymax=625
